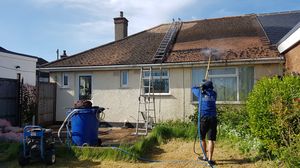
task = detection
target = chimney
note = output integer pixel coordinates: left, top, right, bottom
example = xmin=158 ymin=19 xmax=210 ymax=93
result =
xmin=113 ymin=11 xmax=128 ymax=41
xmin=60 ymin=50 xmax=68 ymax=59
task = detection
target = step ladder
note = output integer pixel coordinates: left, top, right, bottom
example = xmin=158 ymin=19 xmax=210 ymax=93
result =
xmin=135 ymin=67 xmax=157 ymax=136
xmin=152 ymin=19 xmax=182 ymax=63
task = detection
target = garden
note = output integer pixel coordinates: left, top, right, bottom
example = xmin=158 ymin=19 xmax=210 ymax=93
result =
xmin=1 ymin=75 xmax=299 ymax=167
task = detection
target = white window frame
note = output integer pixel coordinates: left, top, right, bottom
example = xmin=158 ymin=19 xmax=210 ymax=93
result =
xmin=192 ymin=67 xmax=244 ymax=104
xmin=120 ymin=70 xmax=129 ymax=88
xmin=142 ymin=69 xmax=170 ymax=95
xmin=78 ymin=75 xmax=92 ymax=100
xmin=61 ymin=72 xmax=69 ymax=88
xmin=208 ymin=67 xmax=240 ymax=104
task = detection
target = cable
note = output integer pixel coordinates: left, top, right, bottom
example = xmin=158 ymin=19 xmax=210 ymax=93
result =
xmin=0 ymin=65 xmax=35 ymax=73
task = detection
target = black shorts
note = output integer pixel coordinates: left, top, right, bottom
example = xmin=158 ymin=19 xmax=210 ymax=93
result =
xmin=200 ymin=116 xmax=217 ymax=141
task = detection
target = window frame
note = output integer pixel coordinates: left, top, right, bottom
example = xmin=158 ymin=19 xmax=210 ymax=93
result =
xmin=142 ymin=69 xmax=170 ymax=95
xmin=78 ymin=75 xmax=92 ymax=100
xmin=208 ymin=67 xmax=240 ymax=104
xmin=120 ymin=70 xmax=129 ymax=88
xmin=191 ymin=66 xmax=254 ymax=104
xmin=61 ymin=72 xmax=69 ymax=88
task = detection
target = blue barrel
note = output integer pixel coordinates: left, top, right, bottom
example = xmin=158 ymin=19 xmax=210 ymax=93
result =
xmin=71 ymin=107 xmax=99 ymax=146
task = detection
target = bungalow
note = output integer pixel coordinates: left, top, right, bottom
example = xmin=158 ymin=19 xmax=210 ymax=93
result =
xmin=40 ymin=11 xmax=300 ymax=125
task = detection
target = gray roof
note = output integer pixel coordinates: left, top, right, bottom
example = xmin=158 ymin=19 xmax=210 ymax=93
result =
xmin=277 ymin=21 xmax=300 ymax=45
xmin=258 ymin=10 xmax=300 ymax=45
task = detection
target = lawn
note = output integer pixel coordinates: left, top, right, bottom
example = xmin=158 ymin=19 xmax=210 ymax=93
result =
xmin=3 ymin=139 xmax=274 ymax=168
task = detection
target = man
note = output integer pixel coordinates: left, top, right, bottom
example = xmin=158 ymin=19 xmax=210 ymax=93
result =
xmin=192 ymin=80 xmax=217 ymax=165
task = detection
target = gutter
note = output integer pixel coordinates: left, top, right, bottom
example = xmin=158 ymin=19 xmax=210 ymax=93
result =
xmin=39 ymin=57 xmax=284 ymax=72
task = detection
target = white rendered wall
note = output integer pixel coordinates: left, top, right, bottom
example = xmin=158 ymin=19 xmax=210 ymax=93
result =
xmin=0 ymin=52 xmax=37 ymax=86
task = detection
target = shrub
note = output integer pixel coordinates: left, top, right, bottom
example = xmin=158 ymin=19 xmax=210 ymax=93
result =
xmin=246 ymin=75 xmax=300 ymax=160
xmin=21 ymin=84 xmax=37 ymax=125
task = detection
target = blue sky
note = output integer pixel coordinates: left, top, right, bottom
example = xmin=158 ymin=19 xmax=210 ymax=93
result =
xmin=1 ymin=0 xmax=299 ymax=62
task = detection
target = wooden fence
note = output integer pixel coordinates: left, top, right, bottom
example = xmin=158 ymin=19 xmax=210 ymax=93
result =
xmin=0 ymin=78 xmax=20 ymax=125
xmin=37 ymin=82 xmax=56 ymax=126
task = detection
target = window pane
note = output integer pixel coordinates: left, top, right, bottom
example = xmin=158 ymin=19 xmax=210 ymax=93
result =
xmin=239 ymin=67 xmax=254 ymax=101
xmin=192 ymin=68 xmax=205 ymax=101
xmin=142 ymin=69 xmax=169 ymax=93
xmin=121 ymin=71 xmax=128 ymax=86
xmin=63 ymin=75 xmax=68 ymax=86
xmin=211 ymin=77 xmax=237 ymax=101
xmin=209 ymin=68 xmax=236 ymax=75
xmin=143 ymin=79 xmax=169 ymax=93
xmin=79 ymin=76 xmax=92 ymax=100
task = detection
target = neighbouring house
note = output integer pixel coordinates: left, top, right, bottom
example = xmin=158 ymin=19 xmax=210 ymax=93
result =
xmin=277 ymin=22 xmax=300 ymax=73
xmin=40 ymin=11 xmax=300 ymax=125
xmin=0 ymin=47 xmax=49 ymax=85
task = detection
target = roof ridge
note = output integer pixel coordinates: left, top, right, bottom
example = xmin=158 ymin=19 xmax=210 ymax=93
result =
xmin=43 ymin=23 xmax=170 ymax=67
xmin=182 ymin=14 xmax=255 ymax=24
xmin=257 ymin=10 xmax=300 ymax=16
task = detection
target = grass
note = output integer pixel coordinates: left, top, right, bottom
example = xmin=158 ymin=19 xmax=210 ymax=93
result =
xmin=0 ymin=142 xmax=20 ymax=161
xmin=1 ymin=121 xmax=197 ymax=163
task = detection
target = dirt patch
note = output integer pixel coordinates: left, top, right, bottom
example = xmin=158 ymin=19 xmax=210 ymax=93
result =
xmin=100 ymin=128 xmax=140 ymax=145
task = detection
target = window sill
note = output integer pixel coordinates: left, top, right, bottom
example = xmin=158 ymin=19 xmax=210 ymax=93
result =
xmin=60 ymin=86 xmax=70 ymax=89
xmin=119 ymin=87 xmax=129 ymax=89
xmin=191 ymin=101 xmax=246 ymax=105
xmin=143 ymin=93 xmax=171 ymax=96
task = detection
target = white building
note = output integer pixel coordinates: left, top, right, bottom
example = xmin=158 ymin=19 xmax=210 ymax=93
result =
xmin=0 ymin=47 xmax=37 ymax=86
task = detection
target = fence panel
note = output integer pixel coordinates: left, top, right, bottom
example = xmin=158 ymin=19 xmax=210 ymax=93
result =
xmin=0 ymin=78 xmax=19 ymax=125
xmin=37 ymin=82 xmax=56 ymax=125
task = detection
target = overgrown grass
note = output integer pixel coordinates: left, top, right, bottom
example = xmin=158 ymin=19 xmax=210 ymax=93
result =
xmin=1 ymin=121 xmax=197 ymax=163
xmin=217 ymin=105 xmax=262 ymax=156
xmin=0 ymin=142 xmax=20 ymax=161
xmin=130 ymin=121 xmax=196 ymax=158
xmin=60 ymin=121 xmax=197 ymax=161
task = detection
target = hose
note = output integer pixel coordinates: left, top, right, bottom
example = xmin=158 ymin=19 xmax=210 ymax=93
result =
xmin=57 ymin=109 xmax=79 ymax=143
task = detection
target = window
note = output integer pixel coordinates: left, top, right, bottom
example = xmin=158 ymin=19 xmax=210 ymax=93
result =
xmin=120 ymin=71 xmax=128 ymax=88
xmin=79 ymin=76 xmax=92 ymax=100
xmin=143 ymin=69 xmax=169 ymax=94
xmin=62 ymin=73 xmax=69 ymax=87
xmin=192 ymin=67 xmax=254 ymax=102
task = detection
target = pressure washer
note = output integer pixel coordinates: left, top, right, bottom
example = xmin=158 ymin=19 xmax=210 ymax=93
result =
xmin=18 ymin=125 xmax=55 ymax=166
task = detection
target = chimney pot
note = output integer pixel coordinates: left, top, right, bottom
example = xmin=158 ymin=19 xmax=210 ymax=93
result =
xmin=114 ymin=11 xmax=128 ymax=41
xmin=60 ymin=50 xmax=68 ymax=59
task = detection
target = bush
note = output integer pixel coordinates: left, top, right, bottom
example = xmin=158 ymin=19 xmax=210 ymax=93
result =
xmin=21 ymin=84 xmax=37 ymax=125
xmin=246 ymin=75 xmax=300 ymax=161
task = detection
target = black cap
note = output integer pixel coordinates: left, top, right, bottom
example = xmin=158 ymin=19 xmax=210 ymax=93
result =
xmin=203 ymin=80 xmax=214 ymax=90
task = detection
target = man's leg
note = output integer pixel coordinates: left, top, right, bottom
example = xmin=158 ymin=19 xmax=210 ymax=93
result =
xmin=201 ymin=140 xmax=207 ymax=159
xmin=207 ymin=140 xmax=215 ymax=161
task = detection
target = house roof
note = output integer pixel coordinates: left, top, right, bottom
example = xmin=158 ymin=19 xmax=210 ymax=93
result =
xmin=43 ymin=14 xmax=283 ymax=69
xmin=0 ymin=46 xmax=48 ymax=66
xmin=257 ymin=10 xmax=300 ymax=45
xmin=277 ymin=21 xmax=300 ymax=53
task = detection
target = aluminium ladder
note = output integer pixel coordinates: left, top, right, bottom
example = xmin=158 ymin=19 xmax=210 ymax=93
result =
xmin=152 ymin=19 xmax=182 ymax=62
xmin=135 ymin=19 xmax=182 ymax=136
xmin=135 ymin=67 xmax=157 ymax=136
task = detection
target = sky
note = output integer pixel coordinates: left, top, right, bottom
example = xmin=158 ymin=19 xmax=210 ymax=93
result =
xmin=1 ymin=0 xmax=300 ymax=62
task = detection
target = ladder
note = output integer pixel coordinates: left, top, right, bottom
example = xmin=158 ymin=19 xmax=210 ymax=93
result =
xmin=135 ymin=67 xmax=157 ymax=136
xmin=152 ymin=19 xmax=182 ymax=62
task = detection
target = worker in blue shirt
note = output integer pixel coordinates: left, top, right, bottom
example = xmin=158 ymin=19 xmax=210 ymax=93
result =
xmin=192 ymin=80 xmax=217 ymax=165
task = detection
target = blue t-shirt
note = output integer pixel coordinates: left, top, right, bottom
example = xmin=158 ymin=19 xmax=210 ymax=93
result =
xmin=192 ymin=86 xmax=217 ymax=117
